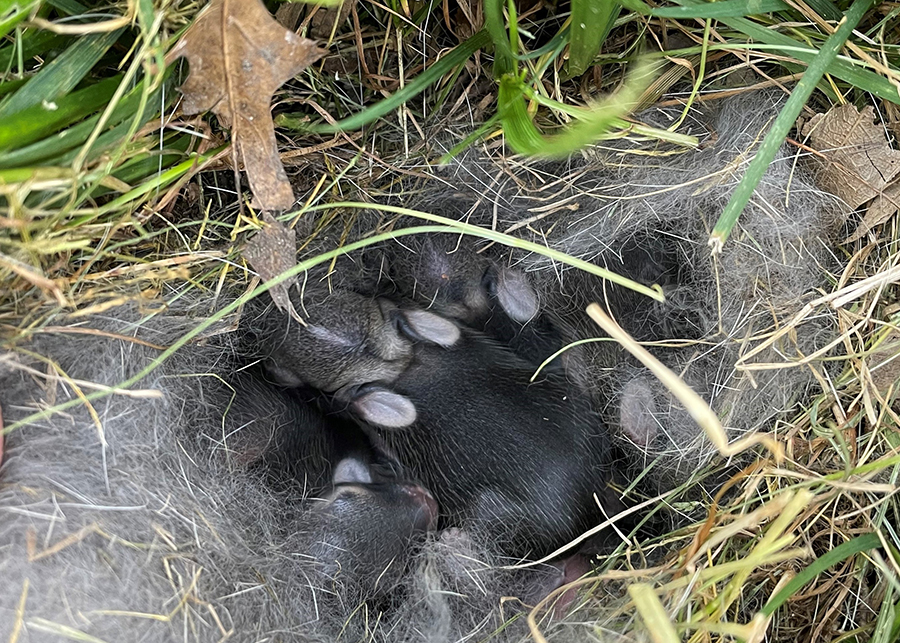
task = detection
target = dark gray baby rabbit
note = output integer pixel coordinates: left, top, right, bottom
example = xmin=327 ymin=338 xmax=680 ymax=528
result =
xmin=345 ymin=319 xmax=617 ymax=560
xmin=220 ymin=372 xmax=440 ymax=596
xmin=248 ymin=287 xmax=459 ymax=394
xmin=301 ymin=455 xmax=438 ymax=598
xmin=253 ymin=287 xmax=617 ymax=559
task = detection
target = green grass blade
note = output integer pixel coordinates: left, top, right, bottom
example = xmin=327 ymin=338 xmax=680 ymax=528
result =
xmin=0 ymin=0 xmax=40 ymax=40
xmin=710 ymin=0 xmax=878 ymax=248
xmin=46 ymin=0 xmax=86 ymax=14
xmin=802 ymin=0 xmax=842 ymax=20
xmin=0 ymin=74 xmax=121 ymax=151
xmin=0 ymin=76 xmax=27 ymax=98
xmin=484 ymin=0 xmax=515 ymax=75
xmin=619 ymin=0 xmax=790 ymax=19
xmin=761 ymin=532 xmax=882 ymax=616
xmin=282 ymin=29 xmax=491 ymax=134
xmin=568 ymin=0 xmax=619 ymax=77
xmin=0 ymin=28 xmax=122 ymax=119
xmin=0 ymin=30 xmax=66 ymax=73
xmin=499 ymin=59 xmax=656 ymax=157
xmin=498 ymin=75 xmax=544 ymax=154
xmin=0 ymin=79 xmax=168 ymax=168
xmin=675 ymin=0 xmax=899 ymax=104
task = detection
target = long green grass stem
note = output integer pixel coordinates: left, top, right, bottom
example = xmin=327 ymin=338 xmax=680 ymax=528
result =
xmin=709 ymin=0 xmax=879 ymax=251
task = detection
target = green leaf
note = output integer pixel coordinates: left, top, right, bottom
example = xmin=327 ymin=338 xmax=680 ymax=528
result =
xmin=761 ymin=532 xmax=881 ymax=616
xmin=710 ymin=0 xmax=880 ymax=248
xmin=0 ymin=30 xmax=67 ymax=73
xmin=0 ymin=76 xmax=27 ymax=99
xmin=0 ymin=0 xmax=40 ymax=40
xmin=45 ymin=0 xmax=86 ymax=14
xmin=0 ymin=74 xmax=120 ymax=151
xmin=803 ymin=0 xmax=842 ymax=20
xmin=0 ymin=28 xmax=122 ymax=119
xmin=567 ymin=0 xmax=619 ymax=76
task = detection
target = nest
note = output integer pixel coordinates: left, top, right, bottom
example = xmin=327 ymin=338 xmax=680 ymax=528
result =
xmin=1 ymin=3 xmax=899 ymax=642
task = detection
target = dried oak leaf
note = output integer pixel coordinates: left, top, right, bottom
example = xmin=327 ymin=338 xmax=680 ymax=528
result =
xmin=867 ymin=329 xmax=900 ymax=396
xmin=309 ymin=0 xmax=357 ymax=40
xmin=243 ymin=213 xmax=302 ymax=320
xmin=802 ymin=104 xmax=900 ymax=242
xmin=170 ymin=0 xmax=323 ymax=211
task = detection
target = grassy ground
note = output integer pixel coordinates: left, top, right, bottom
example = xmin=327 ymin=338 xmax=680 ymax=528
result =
xmin=1 ymin=0 xmax=899 ymax=641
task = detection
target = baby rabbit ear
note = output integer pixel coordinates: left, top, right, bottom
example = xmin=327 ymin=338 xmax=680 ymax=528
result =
xmin=394 ymin=310 xmax=460 ymax=347
xmin=351 ymin=387 xmax=418 ymax=428
xmin=619 ymin=377 xmax=659 ymax=447
xmin=489 ymin=267 xmax=539 ymax=323
xmin=332 ymin=458 xmax=373 ymax=485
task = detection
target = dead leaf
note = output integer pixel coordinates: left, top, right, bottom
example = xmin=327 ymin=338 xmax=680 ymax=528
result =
xmin=243 ymin=214 xmax=302 ymax=321
xmin=855 ymin=183 xmax=900 ymax=241
xmin=867 ymin=329 xmax=900 ymax=396
xmin=0 ymin=404 xmax=4 ymax=467
xmin=309 ymin=0 xmax=356 ymax=40
xmin=802 ymin=104 xmax=900 ymax=241
xmin=169 ymin=0 xmax=324 ymax=211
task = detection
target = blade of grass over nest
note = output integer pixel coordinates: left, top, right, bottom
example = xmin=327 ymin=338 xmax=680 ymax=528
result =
xmin=499 ymin=58 xmax=656 ymax=157
xmin=0 ymin=0 xmax=40 ymax=40
xmin=1 ymin=226 xmax=480 ymax=434
xmin=526 ymin=92 xmax=699 ymax=146
xmin=0 ymin=28 xmax=122 ymax=119
xmin=676 ymin=0 xmax=900 ymax=104
xmin=3 ymin=211 xmax=665 ymax=435
xmin=567 ymin=0 xmax=620 ymax=77
xmin=281 ymin=29 xmax=491 ymax=134
xmin=303 ymin=202 xmax=664 ymax=299
xmin=761 ymin=532 xmax=882 ymax=617
xmin=0 ymin=74 xmax=120 ymax=151
xmin=618 ymin=0 xmax=791 ymax=19
xmin=709 ymin=0 xmax=878 ymax=251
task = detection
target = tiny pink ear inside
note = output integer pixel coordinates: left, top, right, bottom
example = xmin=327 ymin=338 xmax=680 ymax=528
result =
xmin=352 ymin=388 xmax=417 ymax=429
xmin=619 ymin=378 xmax=659 ymax=447
xmin=400 ymin=310 xmax=460 ymax=347
xmin=495 ymin=269 xmax=539 ymax=323
xmin=333 ymin=458 xmax=372 ymax=485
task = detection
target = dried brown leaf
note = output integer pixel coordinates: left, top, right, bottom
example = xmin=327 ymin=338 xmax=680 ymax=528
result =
xmin=851 ymin=183 xmax=900 ymax=242
xmin=309 ymin=0 xmax=357 ymax=40
xmin=802 ymin=104 xmax=900 ymax=241
xmin=244 ymin=215 xmax=305 ymax=321
xmin=243 ymin=214 xmax=301 ymax=320
xmin=170 ymin=0 xmax=324 ymax=211
xmin=867 ymin=330 xmax=900 ymax=396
